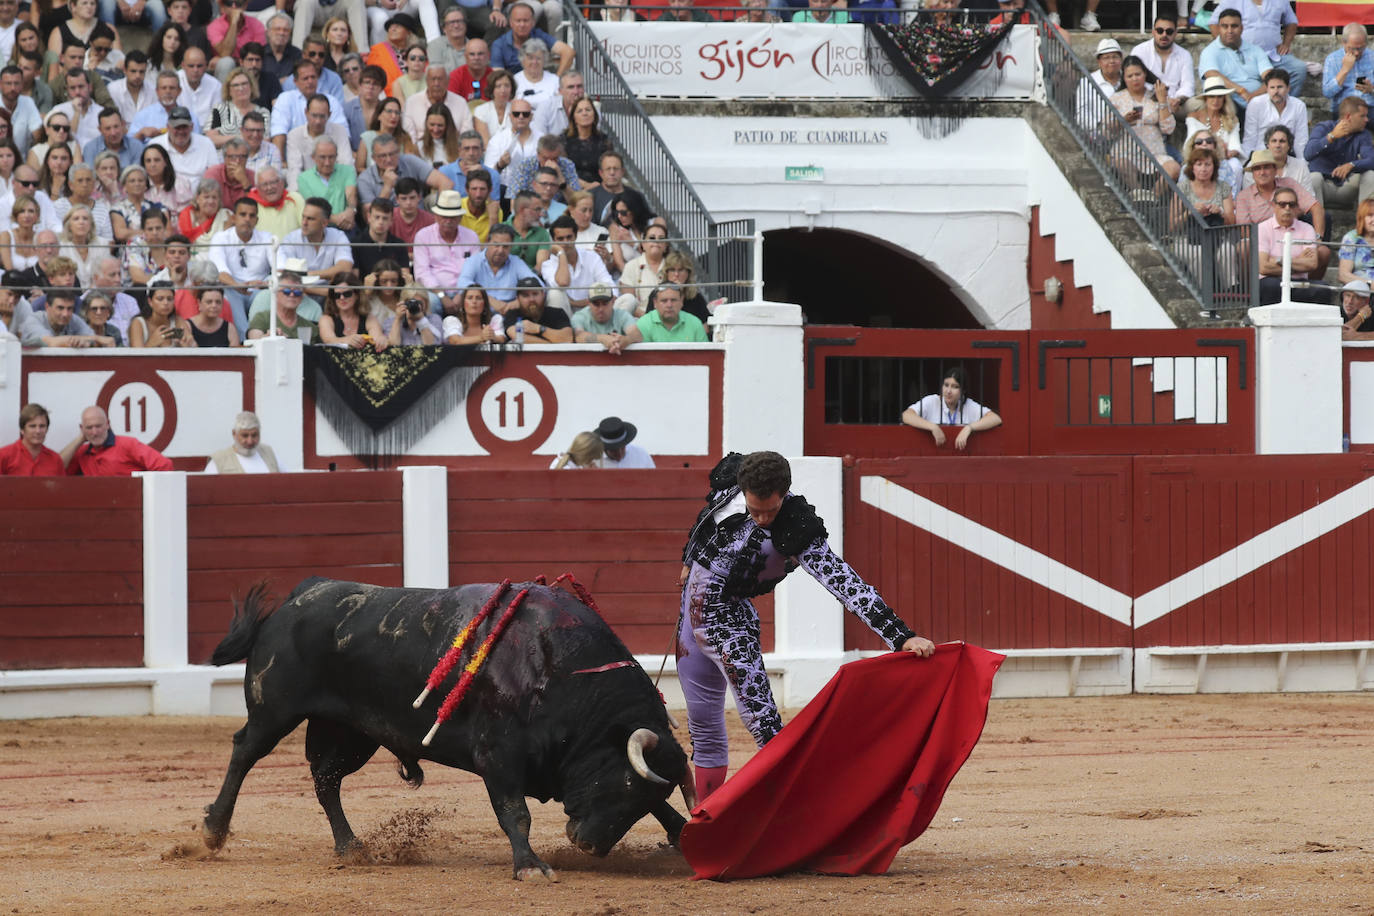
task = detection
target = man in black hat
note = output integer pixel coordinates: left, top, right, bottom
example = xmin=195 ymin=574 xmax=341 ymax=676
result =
xmin=149 ymin=105 xmax=218 ymax=176
xmin=503 ymin=276 xmax=572 ymax=344
xmin=596 ymin=415 xmax=653 ymax=468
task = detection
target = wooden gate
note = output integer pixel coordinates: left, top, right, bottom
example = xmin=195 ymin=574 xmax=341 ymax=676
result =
xmin=804 ymin=326 xmax=1255 ymax=458
xmin=841 ymin=457 xmax=1133 ymax=652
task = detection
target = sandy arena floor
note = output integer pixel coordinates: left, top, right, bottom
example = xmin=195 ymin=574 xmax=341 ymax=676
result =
xmin=2 ymin=693 xmax=1372 ymax=914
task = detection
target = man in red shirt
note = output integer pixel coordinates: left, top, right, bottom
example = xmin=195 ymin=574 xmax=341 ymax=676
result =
xmin=0 ymin=403 xmax=65 ymax=475
xmin=447 ymin=37 xmax=491 ymax=101
xmin=65 ymin=406 xmax=173 ymax=476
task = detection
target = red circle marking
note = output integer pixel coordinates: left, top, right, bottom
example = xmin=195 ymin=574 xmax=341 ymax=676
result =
xmin=96 ymin=370 xmax=179 ymax=453
xmin=465 ymin=364 xmax=559 ymax=457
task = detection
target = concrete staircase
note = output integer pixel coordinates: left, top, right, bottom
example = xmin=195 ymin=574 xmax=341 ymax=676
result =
xmin=1066 ymin=30 xmax=1361 ymax=290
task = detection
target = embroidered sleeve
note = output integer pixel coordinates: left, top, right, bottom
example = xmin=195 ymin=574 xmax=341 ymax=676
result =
xmin=797 ymin=539 xmax=916 ymax=650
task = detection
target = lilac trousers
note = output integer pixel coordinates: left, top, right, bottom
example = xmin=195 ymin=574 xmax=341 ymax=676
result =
xmin=676 ymin=568 xmax=782 ymax=768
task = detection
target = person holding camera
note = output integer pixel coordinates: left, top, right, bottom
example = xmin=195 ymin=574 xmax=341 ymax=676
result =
xmin=245 ymin=266 xmax=318 ymax=342
xmin=130 ymin=280 xmax=196 ymax=348
xmin=381 ymin=283 xmax=440 ymax=345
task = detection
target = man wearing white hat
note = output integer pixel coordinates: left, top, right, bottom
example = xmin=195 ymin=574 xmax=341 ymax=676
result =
xmin=1075 ymin=38 xmax=1123 ymax=131
xmin=1339 ymin=279 xmax=1374 ymax=340
xmin=414 ymin=189 xmax=482 ymax=318
xmin=1132 ymin=13 xmax=1195 ymax=112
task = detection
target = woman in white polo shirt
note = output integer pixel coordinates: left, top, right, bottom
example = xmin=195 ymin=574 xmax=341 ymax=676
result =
xmin=901 ymin=365 xmax=1002 ymax=451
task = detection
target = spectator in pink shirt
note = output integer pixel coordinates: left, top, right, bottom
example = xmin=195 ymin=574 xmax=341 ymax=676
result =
xmin=413 ymin=189 xmax=480 ymax=318
xmin=207 ymin=0 xmax=267 ymax=82
xmin=1258 ymin=185 xmax=1327 ymax=304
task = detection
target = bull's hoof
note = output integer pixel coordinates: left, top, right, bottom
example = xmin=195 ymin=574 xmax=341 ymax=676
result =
xmin=201 ymin=821 xmax=227 ymax=852
xmin=337 ymin=840 xmax=372 ymax=864
xmin=514 ymin=862 xmax=558 ymax=882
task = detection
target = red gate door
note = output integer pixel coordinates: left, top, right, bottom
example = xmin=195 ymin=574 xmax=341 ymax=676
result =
xmin=842 ymin=457 xmax=1133 ymax=652
xmin=1027 ymin=329 xmax=1254 ymax=455
xmin=1132 ymin=454 xmax=1374 ymax=648
xmin=803 ymin=327 xmax=1030 ymax=459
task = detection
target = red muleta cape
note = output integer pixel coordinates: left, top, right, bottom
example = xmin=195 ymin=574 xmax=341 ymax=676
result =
xmin=678 ymin=642 xmax=1004 ymax=880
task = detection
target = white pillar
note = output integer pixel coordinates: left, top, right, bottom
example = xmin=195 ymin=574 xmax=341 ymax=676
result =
xmin=711 ymin=301 xmax=804 ymax=456
xmin=773 ymin=456 xmax=845 ymax=657
xmin=771 ymin=456 xmax=853 ymax=708
xmin=253 ymin=336 xmax=304 ymax=471
xmin=140 ymin=471 xmax=188 ymax=669
xmin=0 ymin=336 xmax=19 ymax=428
xmin=402 ymin=466 xmax=449 ymax=588
xmin=1249 ymin=303 xmax=1343 ymax=454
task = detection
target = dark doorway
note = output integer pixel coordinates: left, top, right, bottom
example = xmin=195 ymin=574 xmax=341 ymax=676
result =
xmin=763 ymin=228 xmax=982 ymax=329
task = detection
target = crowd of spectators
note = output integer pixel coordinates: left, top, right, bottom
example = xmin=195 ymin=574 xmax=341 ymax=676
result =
xmin=1075 ymin=9 xmax=1374 ymax=306
xmin=0 ymin=0 xmax=722 ymax=352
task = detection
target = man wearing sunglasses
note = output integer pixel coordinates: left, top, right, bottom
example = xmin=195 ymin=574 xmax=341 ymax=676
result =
xmin=1130 ymin=14 xmax=1194 ymax=113
xmin=0 ymin=165 xmax=60 ymax=234
xmin=1257 ymin=187 xmax=1325 ymax=305
xmin=246 ymin=265 xmax=320 ymax=341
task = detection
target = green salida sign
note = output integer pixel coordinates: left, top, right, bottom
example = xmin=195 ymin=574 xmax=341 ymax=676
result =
xmin=785 ymin=165 xmax=824 ymax=182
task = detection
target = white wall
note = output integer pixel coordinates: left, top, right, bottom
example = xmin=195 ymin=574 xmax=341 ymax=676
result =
xmin=650 ymin=114 xmax=1176 ymax=331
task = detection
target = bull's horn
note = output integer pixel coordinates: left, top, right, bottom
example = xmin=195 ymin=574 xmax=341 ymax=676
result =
xmin=626 ymin=728 xmax=670 ymax=786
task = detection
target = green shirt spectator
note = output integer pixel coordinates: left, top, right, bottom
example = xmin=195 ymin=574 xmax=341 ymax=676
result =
xmin=636 ymin=286 xmax=708 ymax=342
xmin=298 ymin=162 xmax=358 ymax=220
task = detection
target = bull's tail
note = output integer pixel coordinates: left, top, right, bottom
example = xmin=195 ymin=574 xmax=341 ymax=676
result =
xmin=208 ymin=581 xmax=276 ymax=666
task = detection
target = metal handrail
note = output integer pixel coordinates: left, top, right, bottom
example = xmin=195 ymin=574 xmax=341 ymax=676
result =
xmin=1033 ymin=6 xmax=1259 ymax=315
xmin=565 ymin=1 xmax=756 ymax=300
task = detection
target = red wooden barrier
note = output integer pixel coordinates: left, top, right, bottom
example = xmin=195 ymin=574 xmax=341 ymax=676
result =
xmin=842 ymin=457 xmax=1133 ymax=652
xmin=185 ymin=471 xmax=404 ymax=663
xmin=1132 ymin=454 xmax=1374 ymax=647
xmin=0 ymin=477 xmax=144 ymax=668
xmin=445 ymin=469 xmax=764 ymax=654
xmin=1027 ymin=329 xmax=1254 ymax=455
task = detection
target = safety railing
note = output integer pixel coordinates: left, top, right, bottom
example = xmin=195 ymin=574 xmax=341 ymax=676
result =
xmin=46 ymin=232 xmax=763 ymax=348
xmin=565 ymin=2 xmax=756 ymax=299
xmin=1034 ymin=6 xmax=1259 ymax=316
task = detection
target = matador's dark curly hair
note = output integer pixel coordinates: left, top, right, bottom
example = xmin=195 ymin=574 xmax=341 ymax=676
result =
xmin=736 ymin=450 xmax=791 ymax=497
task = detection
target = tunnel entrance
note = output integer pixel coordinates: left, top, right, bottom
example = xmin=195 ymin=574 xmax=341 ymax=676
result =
xmin=761 ymin=228 xmax=984 ymax=329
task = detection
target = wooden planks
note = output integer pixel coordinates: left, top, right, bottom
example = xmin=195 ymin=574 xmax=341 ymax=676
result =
xmin=0 ymin=478 xmax=144 ymax=668
xmin=446 ymin=468 xmax=757 ymax=654
xmin=1132 ymin=455 xmax=1374 ymax=647
xmin=184 ymin=471 xmax=405 ymax=659
xmin=843 ymin=457 xmax=1134 ymax=652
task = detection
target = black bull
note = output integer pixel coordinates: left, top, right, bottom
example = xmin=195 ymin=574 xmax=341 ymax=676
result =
xmin=202 ymin=578 xmax=693 ymax=879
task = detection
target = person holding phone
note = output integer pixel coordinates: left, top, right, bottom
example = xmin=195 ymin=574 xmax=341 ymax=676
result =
xmin=130 ymin=280 xmax=196 ymax=347
xmin=1320 ymin=23 xmax=1374 ymax=113
xmin=1109 ymin=55 xmax=1181 ymax=189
